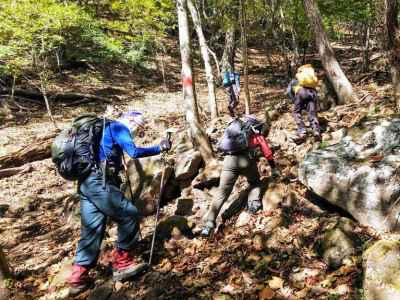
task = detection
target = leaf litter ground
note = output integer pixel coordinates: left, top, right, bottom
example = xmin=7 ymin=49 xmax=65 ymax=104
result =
xmin=0 ymin=47 xmax=392 ymax=300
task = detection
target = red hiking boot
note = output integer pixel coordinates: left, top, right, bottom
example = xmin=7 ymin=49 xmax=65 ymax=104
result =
xmin=112 ymin=248 xmax=148 ymax=281
xmin=68 ymin=264 xmax=91 ymax=295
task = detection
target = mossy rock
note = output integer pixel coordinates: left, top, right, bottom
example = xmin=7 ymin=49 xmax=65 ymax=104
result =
xmin=363 ymin=240 xmax=400 ymax=300
xmin=318 ymin=218 xmax=358 ymax=269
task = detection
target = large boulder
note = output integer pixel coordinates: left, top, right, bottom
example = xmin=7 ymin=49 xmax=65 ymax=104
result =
xmin=363 ymin=240 xmax=400 ymax=300
xmin=299 ymin=119 xmax=400 ymax=233
xmin=125 ymin=156 xmax=174 ymax=216
xmin=175 ymin=148 xmax=202 ymax=181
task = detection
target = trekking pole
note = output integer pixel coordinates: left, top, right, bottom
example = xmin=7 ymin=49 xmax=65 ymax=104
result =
xmin=148 ymin=130 xmax=172 ymax=265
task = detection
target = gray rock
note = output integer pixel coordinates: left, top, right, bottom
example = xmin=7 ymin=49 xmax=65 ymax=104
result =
xmin=174 ymin=149 xmax=203 ymax=181
xmin=192 ymin=160 xmax=222 ymax=190
xmin=319 ymin=218 xmax=357 ymax=269
xmin=363 ymin=240 xmax=400 ymax=300
xmin=262 ymin=182 xmax=286 ymax=211
xmin=235 ymin=211 xmax=251 ymax=227
xmin=290 ymin=268 xmax=321 ymax=289
xmin=125 ymin=156 xmax=174 ymax=216
xmin=329 ymin=128 xmax=347 ymax=145
xmin=299 ymin=119 xmax=400 ymax=233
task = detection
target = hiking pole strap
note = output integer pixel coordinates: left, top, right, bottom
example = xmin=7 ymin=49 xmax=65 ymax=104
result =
xmin=148 ymin=155 xmax=167 ymax=265
xmin=101 ymin=161 xmax=107 ymax=189
xmin=102 ymin=116 xmax=107 ymax=189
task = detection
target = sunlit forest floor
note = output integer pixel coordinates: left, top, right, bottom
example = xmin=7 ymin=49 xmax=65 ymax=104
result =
xmin=0 ymin=43 xmax=395 ymax=299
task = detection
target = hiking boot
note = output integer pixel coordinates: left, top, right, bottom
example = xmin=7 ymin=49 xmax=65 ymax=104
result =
xmin=68 ymin=264 xmax=91 ymax=296
xmin=247 ymin=200 xmax=262 ymax=214
xmin=112 ymin=248 xmax=148 ymax=282
xmin=293 ymin=133 xmax=306 ymax=145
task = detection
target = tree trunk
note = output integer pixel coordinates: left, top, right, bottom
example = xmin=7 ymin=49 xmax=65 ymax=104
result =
xmin=0 ymin=132 xmax=58 ymax=169
xmin=0 ymin=165 xmax=33 ymax=180
xmin=239 ymin=0 xmax=251 ymax=115
xmin=362 ymin=24 xmax=371 ymax=73
xmin=385 ymin=0 xmax=400 ymax=110
xmin=187 ymin=0 xmax=218 ymax=120
xmin=303 ymin=0 xmax=358 ymax=104
xmin=40 ymin=78 xmax=58 ymax=129
xmin=221 ymin=24 xmax=236 ymax=74
xmin=176 ymin=0 xmax=214 ymax=163
xmin=0 ymin=247 xmax=10 ymax=300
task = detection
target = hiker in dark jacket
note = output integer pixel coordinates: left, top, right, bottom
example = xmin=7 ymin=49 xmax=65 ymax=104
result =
xmin=286 ymin=65 xmax=321 ymax=143
xmin=201 ymin=115 xmax=279 ymax=236
xmin=68 ymin=111 xmax=171 ymax=295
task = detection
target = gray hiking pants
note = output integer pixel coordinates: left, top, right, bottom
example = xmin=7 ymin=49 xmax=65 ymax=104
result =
xmin=203 ymin=154 xmax=261 ymax=228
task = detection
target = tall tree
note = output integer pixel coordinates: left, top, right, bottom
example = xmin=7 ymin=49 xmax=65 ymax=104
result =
xmin=187 ymin=0 xmax=218 ymax=120
xmin=302 ymin=0 xmax=358 ymax=104
xmin=221 ymin=24 xmax=236 ymax=74
xmin=385 ymin=0 xmax=400 ymax=110
xmin=239 ymin=0 xmax=251 ymax=114
xmin=176 ymin=0 xmax=215 ymax=162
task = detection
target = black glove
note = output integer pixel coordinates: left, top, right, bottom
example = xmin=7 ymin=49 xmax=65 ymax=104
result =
xmin=160 ymin=138 xmax=171 ymax=152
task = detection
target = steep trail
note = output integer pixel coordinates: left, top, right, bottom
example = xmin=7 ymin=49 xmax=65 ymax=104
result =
xmin=0 ymin=47 xmax=392 ymax=299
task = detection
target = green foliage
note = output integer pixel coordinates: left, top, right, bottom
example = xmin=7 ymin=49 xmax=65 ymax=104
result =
xmin=75 ymin=0 xmax=175 ymax=59
xmin=0 ymin=0 xmax=175 ymax=78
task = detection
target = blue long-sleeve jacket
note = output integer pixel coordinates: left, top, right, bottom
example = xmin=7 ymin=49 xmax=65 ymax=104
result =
xmin=99 ymin=121 xmax=161 ymax=170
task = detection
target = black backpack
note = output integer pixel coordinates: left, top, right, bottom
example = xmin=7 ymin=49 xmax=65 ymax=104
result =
xmin=51 ymin=114 xmax=107 ymax=181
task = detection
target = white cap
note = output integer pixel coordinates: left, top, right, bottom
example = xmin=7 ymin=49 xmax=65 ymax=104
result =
xmin=119 ymin=111 xmax=146 ymax=127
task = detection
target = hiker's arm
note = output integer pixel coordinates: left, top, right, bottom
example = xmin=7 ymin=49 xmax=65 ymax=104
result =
xmin=253 ymin=134 xmax=276 ymax=168
xmin=113 ymin=122 xmax=161 ymax=158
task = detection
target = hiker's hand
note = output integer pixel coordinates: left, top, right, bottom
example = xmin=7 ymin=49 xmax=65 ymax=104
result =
xmin=160 ymin=138 xmax=172 ymax=152
xmin=271 ymin=168 xmax=281 ymax=179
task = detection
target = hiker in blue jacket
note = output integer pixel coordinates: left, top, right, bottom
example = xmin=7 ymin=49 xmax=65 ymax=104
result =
xmin=68 ymin=111 xmax=171 ymax=295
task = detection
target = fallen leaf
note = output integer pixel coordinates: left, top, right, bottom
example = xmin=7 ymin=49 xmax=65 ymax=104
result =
xmin=259 ymin=287 xmax=275 ymax=300
xmin=246 ymin=254 xmax=261 ymax=263
xmin=182 ymin=277 xmax=194 ymax=287
xmin=321 ymin=276 xmax=335 ymax=288
xmin=159 ymin=259 xmax=172 ymax=273
xmin=295 ymin=287 xmax=309 ymax=299
xmin=213 ymin=294 xmax=233 ymax=300
xmin=221 ymin=284 xmax=239 ymax=295
xmin=207 ymin=254 xmax=221 ymax=266
xmin=242 ymin=272 xmax=254 ymax=286
xmin=253 ymin=234 xmax=264 ymax=251
xmin=268 ymin=276 xmax=284 ymax=290
xmin=114 ymin=281 xmax=124 ymax=292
